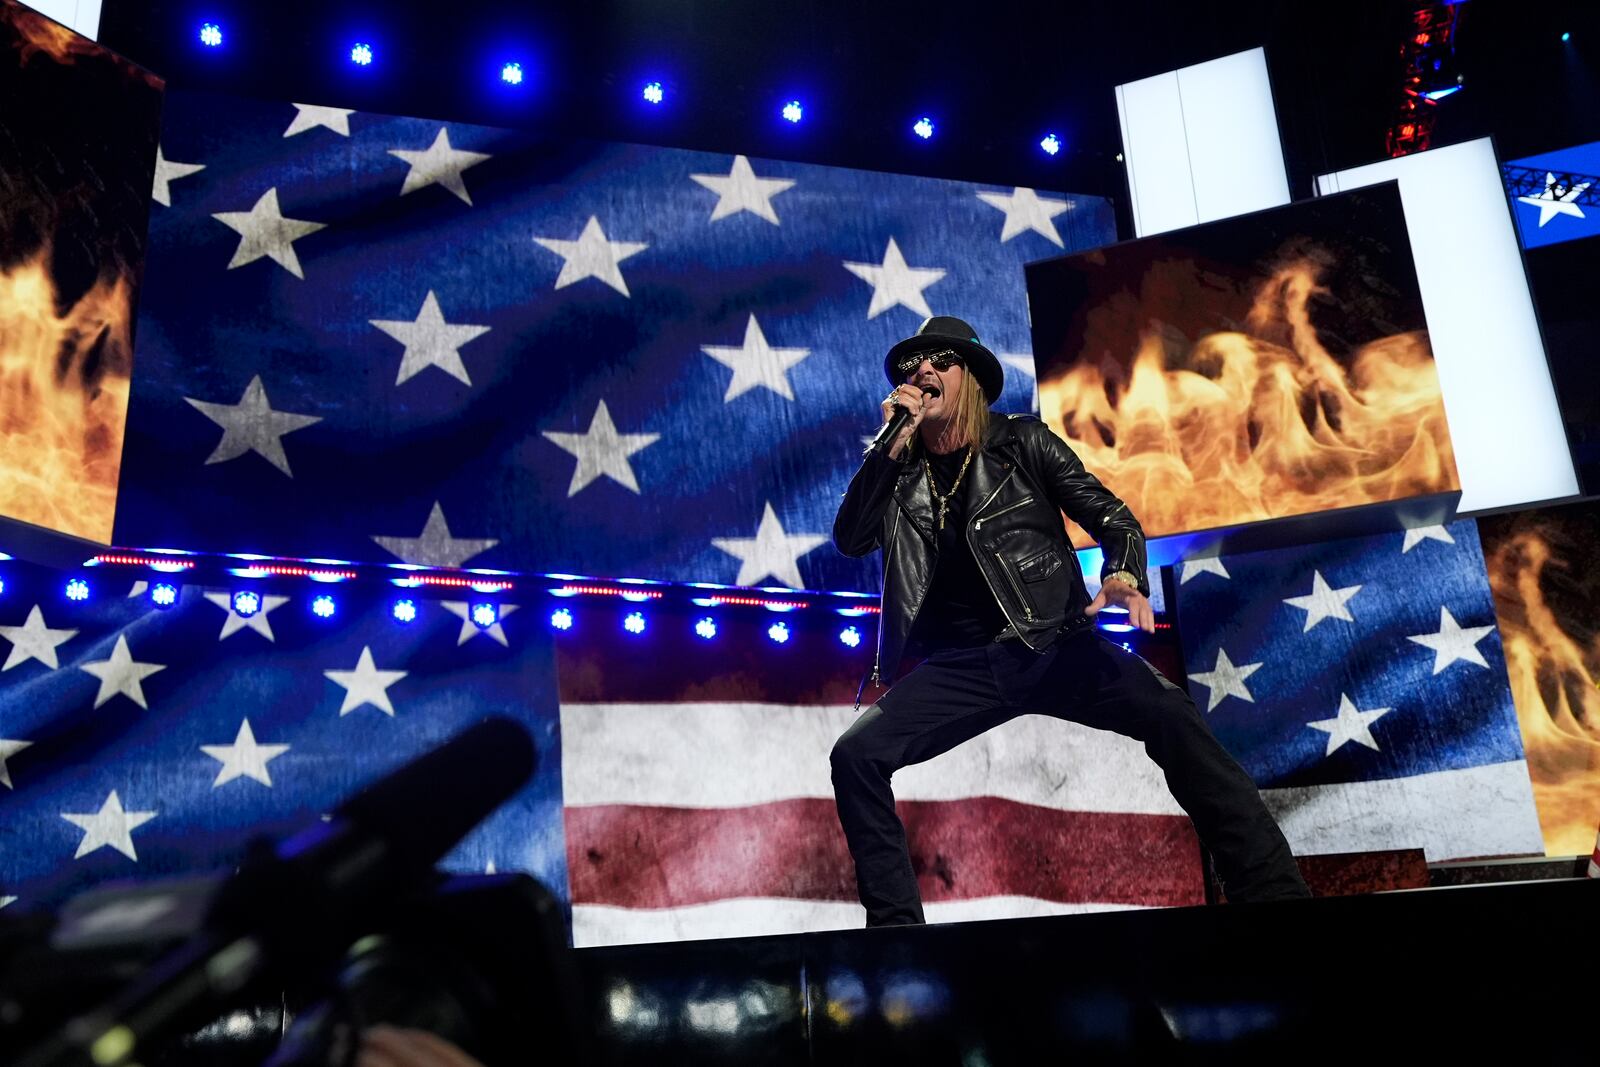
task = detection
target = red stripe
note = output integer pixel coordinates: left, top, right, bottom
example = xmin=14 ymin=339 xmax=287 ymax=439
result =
xmin=566 ymin=797 xmax=1204 ymax=909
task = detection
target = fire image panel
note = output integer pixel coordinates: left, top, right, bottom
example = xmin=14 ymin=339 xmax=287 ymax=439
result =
xmin=1478 ymin=500 xmax=1600 ymax=856
xmin=0 ymin=0 xmax=162 ymax=546
xmin=1026 ymin=183 xmax=1460 ymax=557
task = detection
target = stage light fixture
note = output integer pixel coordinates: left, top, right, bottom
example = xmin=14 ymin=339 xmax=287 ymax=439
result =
xmin=1099 ymin=621 xmax=1136 ymax=633
xmin=501 ymin=62 xmax=524 ymax=85
xmin=913 ymin=117 xmax=935 ymax=140
xmin=470 ymin=602 xmax=498 ymax=628
xmin=623 ymin=610 xmax=647 ymax=635
xmin=307 ymin=594 xmax=335 ymax=619
xmin=767 ymin=621 xmax=790 ymax=644
xmin=694 ymin=617 xmax=717 ymax=640
xmin=232 ymin=590 xmax=261 ymax=617
xmin=782 ymin=100 xmax=804 ymax=124
xmin=1562 ymin=32 xmax=1570 ymax=42
xmin=350 ymin=42 xmax=374 ymax=67
xmin=150 ymin=583 xmax=179 ymax=608
xmin=0 ymin=577 xmax=6 ymax=596
xmin=390 ymin=598 xmax=416 ymax=623
xmin=839 ymin=625 xmax=862 ymax=648
xmin=65 ymin=578 xmax=90 ymax=602
xmin=550 ymin=607 xmax=574 ymax=631
xmin=1040 ymin=133 xmax=1061 ymax=156
xmin=643 ymin=81 xmax=664 ymax=104
xmin=199 ymin=23 xmax=223 ymax=48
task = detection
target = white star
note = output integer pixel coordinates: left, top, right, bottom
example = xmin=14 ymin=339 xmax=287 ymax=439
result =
xmin=370 ymin=502 xmax=498 ymax=567
xmin=151 ymin=146 xmax=205 ymax=207
xmin=79 ymin=636 xmax=165 ymax=710
xmin=0 ymin=896 xmax=14 ymax=908
xmin=998 ymin=353 xmax=1039 ymax=411
xmin=484 ymin=859 xmax=497 ymax=874
xmin=388 ymin=127 xmax=492 ymax=206
xmin=1406 ymin=607 xmax=1495 ymax=675
xmin=201 ymin=719 xmax=290 ymax=787
xmin=0 ymin=605 xmax=78 ymax=671
xmin=542 ymin=400 xmax=659 ymax=495
xmin=184 ymin=375 xmax=322 ymax=477
xmin=1516 ymin=172 xmax=1589 ymax=227
xmin=202 ymin=591 xmax=290 ymax=641
xmin=211 ymin=188 xmax=326 ymax=278
xmin=700 ymin=315 xmax=812 ymax=402
xmin=324 ymin=646 xmax=407 ymax=716
xmin=1282 ymin=570 xmax=1362 ymax=632
xmin=1186 ymin=647 xmax=1262 ymax=712
xmin=0 ymin=737 xmax=33 ymax=789
xmin=1180 ymin=557 xmax=1231 ymax=584
xmin=441 ymin=602 xmax=521 ymax=646
xmin=1401 ymin=525 xmax=1455 ymax=553
xmin=283 ymin=103 xmax=355 ymax=138
xmin=842 ymin=238 xmax=947 ymax=320
xmin=975 ymin=186 xmax=1070 ymax=246
xmin=127 ymin=581 xmax=149 ymax=599
xmin=712 ymin=502 xmax=828 ymax=588
xmin=1307 ymin=693 xmax=1391 ymax=756
xmin=533 ymin=215 xmax=648 ymax=296
xmin=689 ymin=155 xmax=796 ymax=224
xmin=62 ymin=791 xmax=156 ymax=861
xmin=370 ymin=291 xmax=492 ymax=386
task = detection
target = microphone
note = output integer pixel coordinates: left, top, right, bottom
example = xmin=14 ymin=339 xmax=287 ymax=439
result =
xmin=865 ymin=387 xmax=932 ymax=455
xmin=20 ymin=717 xmax=536 ymax=1067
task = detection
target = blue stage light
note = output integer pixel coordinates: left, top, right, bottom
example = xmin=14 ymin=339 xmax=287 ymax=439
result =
xmin=306 ymin=594 xmax=335 ymax=618
xmin=643 ymin=81 xmax=664 ymax=105
xmin=199 ymin=22 xmax=223 ymax=48
xmin=694 ymin=617 xmax=718 ymax=640
xmin=838 ymin=625 xmax=862 ymax=648
xmin=501 ymin=62 xmax=524 ymax=85
xmin=782 ymin=100 xmax=804 ymax=124
xmin=767 ymin=621 xmax=790 ymax=644
xmin=390 ymin=598 xmax=416 ymax=623
xmin=913 ymin=117 xmax=935 ymax=140
xmin=470 ymin=602 xmax=498 ymax=628
xmin=65 ymin=578 xmax=90 ymax=602
xmin=232 ymin=590 xmax=261 ymax=617
xmin=1040 ymin=133 xmax=1061 ymax=156
xmin=623 ymin=610 xmax=647 ymax=635
xmin=151 ymin=583 xmax=179 ymax=608
xmin=1099 ymin=621 xmax=1136 ymax=633
xmin=1562 ymin=32 xmax=1571 ymax=42
xmin=0 ymin=576 xmax=5 ymax=596
xmin=350 ymin=42 xmax=374 ymax=67
xmin=550 ymin=607 xmax=574 ymax=631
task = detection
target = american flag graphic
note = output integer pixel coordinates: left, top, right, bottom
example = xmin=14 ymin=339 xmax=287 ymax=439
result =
xmin=1172 ymin=519 xmax=1544 ymax=862
xmin=118 ymin=90 xmax=1116 ymax=594
xmin=0 ymin=554 xmax=568 ymax=918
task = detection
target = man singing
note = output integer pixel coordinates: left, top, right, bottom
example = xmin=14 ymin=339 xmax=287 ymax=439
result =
xmin=831 ymin=316 xmax=1310 ymax=926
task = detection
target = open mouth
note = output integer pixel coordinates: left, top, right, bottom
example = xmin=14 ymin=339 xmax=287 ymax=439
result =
xmin=921 ymin=384 xmax=943 ymax=399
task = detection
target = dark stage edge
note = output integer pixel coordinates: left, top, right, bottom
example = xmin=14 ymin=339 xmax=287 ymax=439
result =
xmin=572 ymin=878 xmax=1598 ymax=1065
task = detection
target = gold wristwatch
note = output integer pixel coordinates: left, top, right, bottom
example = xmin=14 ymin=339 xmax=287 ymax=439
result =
xmin=1104 ymin=570 xmax=1140 ymax=592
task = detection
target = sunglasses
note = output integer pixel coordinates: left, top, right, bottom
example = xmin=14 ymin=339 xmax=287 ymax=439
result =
xmin=896 ymin=348 xmax=964 ymax=379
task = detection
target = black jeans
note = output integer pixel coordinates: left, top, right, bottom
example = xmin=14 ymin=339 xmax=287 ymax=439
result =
xmin=830 ymin=629 xmax=1309 ymax=926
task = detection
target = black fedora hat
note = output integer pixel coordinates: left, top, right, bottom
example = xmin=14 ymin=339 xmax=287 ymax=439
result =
xmin=884 ymin=315 xmax=1005 ymax=403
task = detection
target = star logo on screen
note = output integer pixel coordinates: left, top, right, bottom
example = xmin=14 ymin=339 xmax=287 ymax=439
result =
xmin=1516 ymin=171 xmax=1591 ymax=227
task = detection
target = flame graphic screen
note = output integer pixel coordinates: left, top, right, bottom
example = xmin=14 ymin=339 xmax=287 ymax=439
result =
xmin=0 ymin=1 xmax=162 ymax=543
xmin=1479 ymin=503 xmax=1600 ymax=855
xmin=1026 ymin=184 xmax=1459 ymax=547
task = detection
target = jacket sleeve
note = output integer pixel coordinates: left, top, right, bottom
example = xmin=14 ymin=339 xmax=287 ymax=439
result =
xmin=1024 ymin=422 xmax=1151 ymax=597
xmin=833 ymin=449 xmax=907 ymax=558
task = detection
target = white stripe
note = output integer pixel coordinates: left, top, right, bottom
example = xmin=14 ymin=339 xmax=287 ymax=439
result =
xmin=1264 ymin=760 xmax=1544 ymax=862
xmin=572 ymin=897 xmax=1149 ymax=948
xmin=560 ymin=701 xmax=1181 ymax=814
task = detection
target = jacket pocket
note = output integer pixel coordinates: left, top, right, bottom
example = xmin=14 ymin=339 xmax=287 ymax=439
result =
xmin=1017 ymin=546 xmax=1063 ymax=582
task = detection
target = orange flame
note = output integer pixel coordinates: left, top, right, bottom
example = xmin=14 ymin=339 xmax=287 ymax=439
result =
xmin=0 ymin=244 xmax=132 ymax=543
xmin=1039 ymin=258 xmax=1460 ymax=546
xmin=1484 ymin=526 xmax=1600 ymax=855
xmin=9 ymin=4 xmax=161 ymax=86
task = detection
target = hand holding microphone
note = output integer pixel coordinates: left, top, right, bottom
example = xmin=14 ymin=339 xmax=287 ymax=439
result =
xmin=867 ymin=384 xmax=929 ymax=458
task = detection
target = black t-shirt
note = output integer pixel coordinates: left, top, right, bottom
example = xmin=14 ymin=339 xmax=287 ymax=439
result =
xmin=907 ymin=446 xmax=1010 ymax=654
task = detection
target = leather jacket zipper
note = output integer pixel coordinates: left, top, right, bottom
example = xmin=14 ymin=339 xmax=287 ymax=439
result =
xmin=994 ymin=553 xmax=1034 ymax=620
xmin=871 ymin=507 xmax=902 ymax=689
xmin=972 ymin=495 xmax=1033 ymax=530
xmin=967 ymin=470 xmax=1041 ymax=649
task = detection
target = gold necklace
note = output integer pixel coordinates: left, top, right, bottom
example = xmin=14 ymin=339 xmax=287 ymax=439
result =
xmin=924 ymin=446 xmax=974 ymax=531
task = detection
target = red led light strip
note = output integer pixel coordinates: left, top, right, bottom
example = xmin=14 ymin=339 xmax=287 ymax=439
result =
xmin=555 ymin=584 xmax=665 ymax=599
xmin=708 ymin=595 xmax=811 ymax=609
xmin=92 ymin=554 xmax=196 ymax=569
xmin=404 ymin=574 xmax=513 ymax=591
xmin=237 ymin=564 xmax=359 ymax=580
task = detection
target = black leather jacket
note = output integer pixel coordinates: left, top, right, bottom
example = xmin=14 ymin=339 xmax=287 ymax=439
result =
xmin=834 ymin=414 xmax=1149 ymax=686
